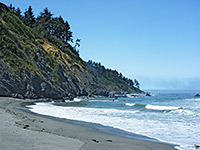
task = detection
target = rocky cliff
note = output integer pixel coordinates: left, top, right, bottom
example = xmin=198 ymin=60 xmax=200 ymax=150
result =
xmin=0 ymin=3 xmax=142 ymax=99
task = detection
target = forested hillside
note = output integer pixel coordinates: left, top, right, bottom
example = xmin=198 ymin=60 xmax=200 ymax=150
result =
xmin=0 ymin=3 xmax=142 ymax=99
xmin=87 ymin=61 xmax=141 ymax=93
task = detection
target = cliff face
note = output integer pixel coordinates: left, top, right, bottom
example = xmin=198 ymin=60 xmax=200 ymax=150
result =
xmin=0 ymin=3 xmax=141 ymax=99
xmin=0 ymin=3 xmax=107 ymax=99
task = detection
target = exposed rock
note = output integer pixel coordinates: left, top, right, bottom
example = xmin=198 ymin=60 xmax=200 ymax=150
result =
xmin=40 ymin=82 xmax=47 ymax=92
xmin=11 ymin=93 xmax=24 ymax=99
xmin=145 ymin=92 xmax=151 ymax=97
xmin=0 ymin=3 xmax=141 ymax=99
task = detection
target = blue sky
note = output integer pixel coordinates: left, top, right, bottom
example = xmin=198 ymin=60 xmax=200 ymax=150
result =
xmin=1 ymin=0 xmax=200 ymax=90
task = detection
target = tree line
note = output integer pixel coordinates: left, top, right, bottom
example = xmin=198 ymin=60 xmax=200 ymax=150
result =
xmin=7 ymin=4 xmax=141 ymax=91
xmin=87 ymin=60 xmax=140 ymax=89
xmin=9 ymin=4 xmax=80 ymax=55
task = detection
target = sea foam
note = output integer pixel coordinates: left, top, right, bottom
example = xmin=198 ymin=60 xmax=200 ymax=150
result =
xmin=184 ymin=98 xmax=200 ymax=101
xmin=125 ymin=103 xmax=136 ymax=106
xmin=73 ymin=98 xmax=82 ymax=102
xmin=145 ymin=104 xmax=181 ymax=111
xmin=27 ymin=92 xmax=200 ymax=150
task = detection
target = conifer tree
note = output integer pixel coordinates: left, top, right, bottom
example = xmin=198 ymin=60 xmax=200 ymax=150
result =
xmin=37 ymin=8 xmax=53 ymax=32
xmin=15 ymin=8 xmax=22 ymax=20
xmin=64 ymin=21 xmax=73 ymax=43
xmin=9 ymin=4 xmax=15 ymax=11
xmin=74 ymin=39 xmax=81 ymax=48
xmin=134 ymin=79 xmax=140 ymax=89
xmin=23 ymin=6 xmax=35 ymax=27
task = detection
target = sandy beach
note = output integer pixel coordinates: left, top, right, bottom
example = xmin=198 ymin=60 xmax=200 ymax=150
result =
xmin=0 ymin=97 xmax=177 ymax=150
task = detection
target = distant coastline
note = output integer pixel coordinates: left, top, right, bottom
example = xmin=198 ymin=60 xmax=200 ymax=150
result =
xmin=144 ymin=89 xmax=200 ymax=94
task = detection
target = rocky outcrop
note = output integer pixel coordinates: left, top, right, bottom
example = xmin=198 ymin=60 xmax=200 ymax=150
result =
xmin=0 ymin=58 xmax=108 ymax=99
xmin=0 ymin=2 xmax=140 ymax=99
xmin=0 ymin=60 xmax=63 ymax=99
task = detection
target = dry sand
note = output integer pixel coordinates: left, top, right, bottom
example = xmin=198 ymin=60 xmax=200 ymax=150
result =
xmin=0 ymin=97 xmax=177 ymax=150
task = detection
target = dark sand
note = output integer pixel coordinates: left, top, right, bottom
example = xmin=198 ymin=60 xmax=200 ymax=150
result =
xmin=0 ymin=97 xmax=177 ymax=150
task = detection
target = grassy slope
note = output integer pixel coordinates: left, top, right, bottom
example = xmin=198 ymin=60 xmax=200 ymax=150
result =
xmin=0 ymin=3 xmax=142 ymax=97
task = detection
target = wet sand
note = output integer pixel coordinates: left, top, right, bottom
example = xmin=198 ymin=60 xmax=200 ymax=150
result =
xmin=0 ymin=97 xmax=177 ymax=150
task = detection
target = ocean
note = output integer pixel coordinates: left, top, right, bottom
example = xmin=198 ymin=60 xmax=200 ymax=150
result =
xmin=27 ymin=90 xmax=200 ymax=150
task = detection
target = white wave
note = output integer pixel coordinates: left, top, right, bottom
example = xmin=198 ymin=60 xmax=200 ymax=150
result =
xmin=28 ymin=102 xmax=200 ymax=149
xmin=126 ymin=94 xmax=138 ymax=98
xmin=145 ymin=105 xmax=181 ymax=111
xmin=184 ymin=98 xmax=200 ymax=101
xmin=170 ymin=109 xmax=196 ymax=116
xmin=65 ymin=100 xmax=73 ymax=103
xmin=175 ymin=144 xmax=196 ymax=150
xmin=125 ymin=103 xmax=136 ymax=106
xmin=28 ymin=102 xmax=139 ymax=118
xmin=73 ymin=98 xmax=82 ymax=102
xmin=29 ymin=103 xmax=200 ymax=150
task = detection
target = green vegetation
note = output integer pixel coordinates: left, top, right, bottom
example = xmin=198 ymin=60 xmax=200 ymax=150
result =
xmin=1 ymin=11 xmax=34 ymax=39
xmin=0 ymin=2 xmax=142 ymax=95
xmin=87 ymin=60 xmax=141 ymax=93
xmin=0 ymin=20 xmax=34 ymax=73
xmin=9 ymin=4 xmax=79 ymax=55
xmin=23 ymin=6 xmax=35 ymax=27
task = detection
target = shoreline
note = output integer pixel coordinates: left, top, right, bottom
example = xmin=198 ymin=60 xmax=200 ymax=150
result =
xmin=24 ymin=102 xmax=159 ymax=143
xmin=0 ymin=97 xmax=177 ymax=150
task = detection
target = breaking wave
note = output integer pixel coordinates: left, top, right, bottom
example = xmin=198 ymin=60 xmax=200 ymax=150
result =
xmin=125 ymin=103 xmax=136 ymax=106
xmin=145 ymin=105 xmax=182 ymax=111
xmin=125 ymin=103 xmax=182 ymax=112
